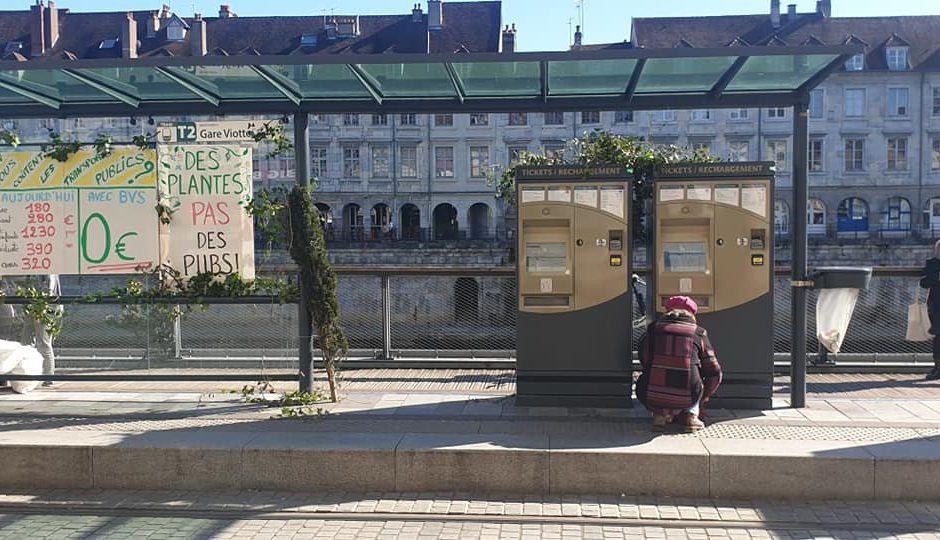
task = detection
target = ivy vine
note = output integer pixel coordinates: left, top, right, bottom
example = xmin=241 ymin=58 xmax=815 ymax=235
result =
xmin=249 ymin=120 xmax=294 ymax=158
xmin=0 ymin=129 xmax=20 ymax=147
xmin=15 ymin=282 xmax=64 ymax=338
xmin=43 ymin=130 xmax=115 ymax=162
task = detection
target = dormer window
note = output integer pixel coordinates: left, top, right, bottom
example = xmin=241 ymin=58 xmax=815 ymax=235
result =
xmin=300 ymin=34 xmax=318 ymax=46
xmin=167 ymin=24 xmax=185 ymax=41
xmin=98 ymin=38 xmax=119 ymax=49
xmin=3 ymin=41 xmax=23 ymax=55
xmin=887 ymin=47 xmax=909 ymax=71
xmin=845 ymin=53 xmax=864 ymax=71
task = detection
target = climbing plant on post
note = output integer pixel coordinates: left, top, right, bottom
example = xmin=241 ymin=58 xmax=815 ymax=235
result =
xmin=288 ymin=185 xmax=347 ymax=403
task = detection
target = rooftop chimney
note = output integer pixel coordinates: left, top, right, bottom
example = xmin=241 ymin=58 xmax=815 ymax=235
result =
xmin=428 ymin=0 xmax=442 ymax=30
xmin=159 ymin=4 xmax=172 ymax=19
xmin=816 ymin=0 xmax=831 ymax=18
xmin=44 ymin=0 xmax=59 ymax=49
xmin=770 ymin=0 xmax=781 ymax=28
xmin=147 ymin=11 xmax=160 ymax=37
xmin=30 ymin=0 xmax=46 ymax=57
xmin=191 ymin=13 xmax=207 ymax=56
xmin=573 ymin=24 xmax=582 ymax=49
xmin=412 ymin=3 xmax=423 ymax=23
xmin=219 ymin=5 xmax=236 ymax=18
xmin=501 ymin=23 xmax=517 ymax=53
xmin=787 ymin=4 xmax=797 ymax=19
xmin=121 ymin=12 xmax=138 ymax=58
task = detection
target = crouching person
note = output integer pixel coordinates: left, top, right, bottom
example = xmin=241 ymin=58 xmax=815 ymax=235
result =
xmin=636 ymin=296 xmax=722 ymax=432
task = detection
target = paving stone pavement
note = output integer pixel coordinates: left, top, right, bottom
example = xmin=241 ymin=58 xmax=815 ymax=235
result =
xmin=0 ymin=490 xmax=939 ymax=539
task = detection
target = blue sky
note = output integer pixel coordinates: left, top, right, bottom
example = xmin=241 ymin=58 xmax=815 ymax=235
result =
xmin=14 ymin=0 xmax=940 ymax=51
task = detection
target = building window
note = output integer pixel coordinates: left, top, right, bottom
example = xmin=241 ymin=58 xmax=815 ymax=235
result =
xmin=435 ymin=146 xmax=454 ymax=177
xmin=469 ymin=113 xmax=489 ymax=126
xmin=400 ymin=113 xmax=417 ymax=126
xmin=690 ymin=110 xmax=711 ymax=121
xmin=844 ymin=138 xmax=864 ymax=171
xmin=886 ymin=46 xmax=909 ymax=71
xmin=343 ymin=146 xmax=361 ymax=178
xmin=887 ymin=88 xmax=909 ymax=117
xmin=614 ymin=111 xmax=633 ymax=123
xmin=837 ymin=197 xmax=869 ymax=233
xmin=728 ymin=141 xmax=749 ymax=162
xmin=581 ymin=111 xmax=600 ymax=124
xmin=653 ymin=110 xmax=675 ymax=122
xmin=166 ymin=24 xmax=185 ymax=41
xmin=508 ymin=145 xmax=528 ymax=164
xmin=544 ymin=112 xmax=564 ymax=125
xmin=887 ymin=138 xmax=908 ymax=171
xmin=371 ymin=146 xmax=390 ymax=178
xmin=767 ymin=140 xmax=787 ymax=172
xmin=728 ymin=109 xmax=749 ymax=120
xmin=509 ymin=112 xmax=527 ymax=126
xmin=277 ymin=155 xmax=294 ymax=179
xmin=400 ymin=146 xmax=418 ymax=178
xmin=470 ymin=146 xmax=489 ymax=178
xmin=844 ymin=89 xmax=865 ymax=117
xmin=310 ymin=114 xmax=329 ymax=125
xmin=691 ymin=140 xmax=711 ymax=156
xmin=933 ymin=138 xmax=940 ymax=171
xmin=311 ymin=146 xmax=327 ymax=178
xmin=809 ymin=139 xmax=824 ymax=172
xmin=845 ymin=53 xmax=864 ymax=71
xmin=434 ymin=114 xmax=453 ymax=127
xmin=343 ymin=113 xmax=359 ymax=126
xmin=767 ymin=107 xmax=786 ymax=119
xmin=808 ymin=198 xmax=826 ymax=235
xmin=809 ymin=89 xmax=824 ymax=119
xmin=882 ymin=197 xmax=911 ymax=232
xmin=371 ymin=113 xmax=387 ymax=126
xmin=544 ymin=145 xmax=565 ymax=160
xmin=934 ymin=88 xmax=940 ymax=116
xmin=774 ymin=200 xmax=790 ymax=235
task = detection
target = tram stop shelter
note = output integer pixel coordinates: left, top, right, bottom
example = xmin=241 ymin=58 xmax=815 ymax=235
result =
xmin=0 ymin=45 xmax=860 ymax=407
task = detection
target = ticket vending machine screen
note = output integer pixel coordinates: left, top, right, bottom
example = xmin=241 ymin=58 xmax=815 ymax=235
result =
xmin=663 ymin=242 xmax=708 ymax=273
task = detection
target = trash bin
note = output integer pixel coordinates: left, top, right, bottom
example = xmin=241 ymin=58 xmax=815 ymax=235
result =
xmin=811 ymin=267 xmax=872 ymax=361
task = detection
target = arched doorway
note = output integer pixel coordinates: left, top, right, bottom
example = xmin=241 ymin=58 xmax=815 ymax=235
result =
xmin=469 ymin=203 xmax=491 ymax=239
xmin=370 ymin=203 xmax=391 ymax=241
xmin=433 ymin=203 xmax=458 ymax=240
xmin=880 ymin=197 xmax=911 ymax=236
xmin=400 ymin=204 xmax=421 ymax=241
xmin=923 ymin=198 xmax=940 ymax=238
xmin=455 ymin=277 xmax=479 ymax=322
xmin=808 ymin=198 xmax=826 ymax=236
xmin=774 ymin=200 xmax=790 ymax=236
xmin=315 ymin=203 xmax=333 ymax=240
xmin=343 ymin=203 xmax=363 ymax=241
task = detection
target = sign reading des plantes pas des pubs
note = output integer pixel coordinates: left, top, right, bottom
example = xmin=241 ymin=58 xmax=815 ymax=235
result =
xmin=157 ymin=144 xmax=255 ymax=280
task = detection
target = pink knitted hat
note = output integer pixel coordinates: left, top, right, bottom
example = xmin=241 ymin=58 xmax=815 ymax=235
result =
xmin=665 ymin=295 xmax=698 ymax=315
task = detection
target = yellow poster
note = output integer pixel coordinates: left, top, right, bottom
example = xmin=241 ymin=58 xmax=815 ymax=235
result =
xmin=0 ymin=147 xmax=157 ymax=189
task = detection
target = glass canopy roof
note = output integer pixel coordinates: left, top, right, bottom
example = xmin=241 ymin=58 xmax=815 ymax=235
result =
xmin=0 ymin=46 xmax=857 ymax=117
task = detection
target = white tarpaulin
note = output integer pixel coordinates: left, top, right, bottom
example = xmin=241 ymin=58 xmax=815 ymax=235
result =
xmin=0 ymin=339 xmax=42 ymax=394
xmin=816 ymin=288 xmax=860 ymax=354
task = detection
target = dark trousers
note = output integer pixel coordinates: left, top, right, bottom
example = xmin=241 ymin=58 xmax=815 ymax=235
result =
xmin=930 ymin=310 xmax=940 ymax=370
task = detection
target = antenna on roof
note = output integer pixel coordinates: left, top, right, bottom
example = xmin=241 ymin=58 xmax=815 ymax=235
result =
xmin=575 ymin=0 xmax=585 ymax=36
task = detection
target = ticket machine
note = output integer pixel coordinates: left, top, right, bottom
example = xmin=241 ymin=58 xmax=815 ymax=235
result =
xmin=652 ymin=162 xmax=775 ymax=409
xmin=515 ymin=165 xmax=632 ymax=407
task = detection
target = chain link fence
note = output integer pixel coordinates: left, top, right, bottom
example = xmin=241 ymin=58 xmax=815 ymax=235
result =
xmin=3 ymin=268 xmax=927 ymax=371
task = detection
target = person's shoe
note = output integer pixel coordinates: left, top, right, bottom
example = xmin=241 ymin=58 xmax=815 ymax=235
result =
xmin=926 ymin=369 xmax=940 ymax=382
xmin=40 ymin=381 xmax=53 ymax=387
xmin=651 ymin=414 xmax=671 ymax=432
xmin=682 ymin=413 xmax=705 ymax=432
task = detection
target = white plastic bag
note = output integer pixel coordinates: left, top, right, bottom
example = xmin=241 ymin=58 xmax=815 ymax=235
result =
xmin=906 ymin=291 xmax=933 ymax=342
xmin=816 ymin=288 xmax=860 ymax=354
xmin=0 ymin=338 xmax=42 ymax=394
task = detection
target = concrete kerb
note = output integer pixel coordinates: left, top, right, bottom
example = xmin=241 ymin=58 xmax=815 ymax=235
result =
xmin=0 ymin=431 xmax=936 ymax=500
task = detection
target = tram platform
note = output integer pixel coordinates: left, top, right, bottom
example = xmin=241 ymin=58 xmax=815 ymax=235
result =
xmin=0 ymin=370 xmax=937 ymax=501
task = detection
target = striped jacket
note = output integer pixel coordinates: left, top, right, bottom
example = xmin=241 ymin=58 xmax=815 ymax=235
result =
xmin=636 ymin=312 xmax=722 ymax=415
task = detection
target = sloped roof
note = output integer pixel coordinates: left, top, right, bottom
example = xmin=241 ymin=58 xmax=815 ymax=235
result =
xmin=631 ymin=12 xmax=940 ymax=71
xmin=0 ymin=1 xmax=503 ymax=61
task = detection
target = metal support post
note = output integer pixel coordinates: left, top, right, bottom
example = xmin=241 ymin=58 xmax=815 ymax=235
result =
xmin=381 ymin=274 xmax=393 ymax=360
xmin=790 ymin=99 xmax=810 ymax=408
xmin=173 ymin=305 xmax=182 ymax=360
xmin=294 ymin=112 xmax=314 ymax=393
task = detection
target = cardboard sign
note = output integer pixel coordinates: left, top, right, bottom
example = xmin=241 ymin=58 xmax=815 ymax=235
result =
xmin=157 ymin=144 xmax=255 ymax=280
xmin=0 ymin=148 xmax=159 ymax=275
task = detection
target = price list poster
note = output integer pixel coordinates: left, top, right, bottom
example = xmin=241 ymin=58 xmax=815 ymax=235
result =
xmin=0 ymin=147 xmax=159 ymax=275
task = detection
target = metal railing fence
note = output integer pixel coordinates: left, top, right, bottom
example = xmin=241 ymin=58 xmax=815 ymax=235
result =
xmin=0 ymin=267 xmax=933 ymax=377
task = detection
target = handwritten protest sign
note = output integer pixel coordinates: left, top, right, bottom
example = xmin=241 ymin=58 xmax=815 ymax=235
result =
xmin=0 ymin=147 xmax=159 ymax=275
xmin=157 ymin=144 xmax=255 ymax=281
